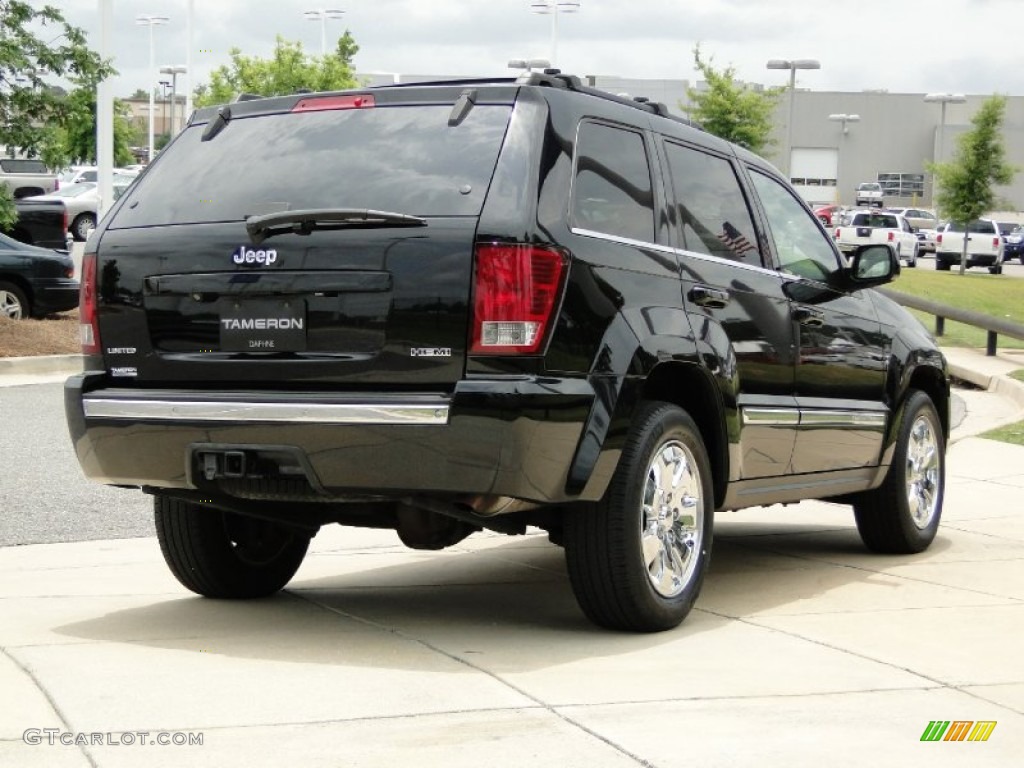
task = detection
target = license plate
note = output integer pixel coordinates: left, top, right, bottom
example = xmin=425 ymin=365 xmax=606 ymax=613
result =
xmin=856 ymin=227 xmax=871 ymax=237
xmin=220 ymin=299 xmax=306 ymax=352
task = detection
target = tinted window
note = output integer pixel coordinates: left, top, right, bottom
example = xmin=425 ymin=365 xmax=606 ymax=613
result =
xmin=948 ymin=220 xmax=996 ymax=234
xmin=852 ymin=213 xmax=898 ymax=228
xmin=110 ymin=104 xmax=512 ymax=227
xmin=750 ymin=171 xmax=839 ymax=281
xmin=664 ymin=142 xmax=761 ymax=265
xmin=571 ymin=121 xmax=654 ymax=244
xmin=0 ymin=159 xmax=48 ymax=174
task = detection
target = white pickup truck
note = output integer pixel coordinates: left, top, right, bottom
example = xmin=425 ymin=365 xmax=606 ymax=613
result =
xmin=833 ymin=210 xmax=919 ymax=267
xmin=0 ymin=157 xmax=58 ymax=199
xmin=854 ymin=182 xmax=884 ymax=207
xmin=934 ymin=219 xmax=1004 ymax=273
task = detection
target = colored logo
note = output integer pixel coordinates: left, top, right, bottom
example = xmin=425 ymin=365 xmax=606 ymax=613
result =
xmin=920 ymin=721 xmax=997 ymax=742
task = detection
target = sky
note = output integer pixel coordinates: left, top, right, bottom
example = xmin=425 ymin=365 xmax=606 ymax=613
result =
xmin=49 ymin=0 xmax=1024 ymax=99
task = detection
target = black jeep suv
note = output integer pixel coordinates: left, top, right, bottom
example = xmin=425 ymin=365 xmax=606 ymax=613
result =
xmin=65 ymin=72 xmax=949 ymax=632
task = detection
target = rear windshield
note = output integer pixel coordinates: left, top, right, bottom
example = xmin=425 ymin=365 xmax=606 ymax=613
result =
xmin=110 ymin=103 xmax=513 ymax=228
xmin=849 ymin=213 xmax=898 ymax=228
xmin=946 ymin=220 xmax=996 ymax=234
xmin=0 ymin=158 xmax=49 ymax=174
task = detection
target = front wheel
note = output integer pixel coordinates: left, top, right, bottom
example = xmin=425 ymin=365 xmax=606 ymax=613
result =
xmin=853 ymin=390 xmax=944 ymax=553
xmin=564 ymin=402 xmax=714 ymax=632
xmin=154 ymin=495 xmax=310 ymax=598
xmin=989 ymin=264 xmax=1003 ymax=275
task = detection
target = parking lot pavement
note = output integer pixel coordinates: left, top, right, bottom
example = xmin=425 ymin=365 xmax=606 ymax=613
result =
xmin=2 ymin=349 xmax=1023 ymax=766
xmin=2 ymin=439 xmax=1023 ymax=766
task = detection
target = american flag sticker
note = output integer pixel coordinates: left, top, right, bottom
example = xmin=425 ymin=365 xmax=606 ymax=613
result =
xmin=717 ymin=221 xmax=757 ymax=256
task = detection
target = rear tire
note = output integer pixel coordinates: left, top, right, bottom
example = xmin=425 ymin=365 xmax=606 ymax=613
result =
xmin=935 ymin=258 xmax=950 ymax=271
xmin=853 ymin=390 xmax=944 ymax=554
xmin=564 ymin=402 xmax=713 ymax=632
xmin=72 ymin=213 xmax=96 ymax=242
xmin=0 ymin=281 xmax=29 ymax=319
xmin=154 ymin=495 xmax=310 ymax=598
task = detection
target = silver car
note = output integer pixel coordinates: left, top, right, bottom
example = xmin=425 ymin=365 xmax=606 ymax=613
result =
xmin=26 ymin=175 xmax=135 ymax=241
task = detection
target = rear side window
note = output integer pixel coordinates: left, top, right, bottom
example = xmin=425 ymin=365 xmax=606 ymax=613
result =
xmin=0 ymin=159 xmax=48 ymax=174
xmin=663 ymin=141 xmax=761 ymax=265
xmin=571 ymin=121 xmax=655 ymax=244
xmin=110 ymin=103 xmax=513 ymax=227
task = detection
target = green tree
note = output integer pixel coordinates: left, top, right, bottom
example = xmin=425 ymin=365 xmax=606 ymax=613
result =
xmin=683 ymin=45 xmax=780 ymax=156
xmin=0 ymin=1 xmax=113 ymax=222
xmin=52 ymin=87 xmax=135 ymax=166
xmin=194 ymin=33 xmax=360 ymax=108
xmin=930 ymin=95 xmax=1018 ymax=274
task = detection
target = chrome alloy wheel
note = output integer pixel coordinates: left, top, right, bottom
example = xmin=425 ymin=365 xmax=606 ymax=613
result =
xmin=906 ymin=413 xmax=941 ymax=529
xmin=0 ymin=289 xmax=24 ymax=319
xmin=641 ymin=439 xmax=704 ymax=597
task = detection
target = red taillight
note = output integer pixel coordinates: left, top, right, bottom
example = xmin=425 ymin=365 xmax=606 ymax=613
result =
xmin=887 ymin=231 xmax=895 ymax=242
xmin=470 ymin=244 xmax=567 ymax=355
xmin=79 ymin=252 xmax=100 ymax=355
xmin=936 ymin=233 xmax=943 ymax=244
xmin=833 ymin=229 xmax=840 ymax=240
xmin=291 ymin=94 xmax=375 ymax=113
xmin=993 ymin=237 xmax=1001 ymax=248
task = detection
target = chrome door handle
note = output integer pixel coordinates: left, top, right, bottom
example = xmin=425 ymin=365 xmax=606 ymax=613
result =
xmin=690 ymin=285 xmax=730 ymax=309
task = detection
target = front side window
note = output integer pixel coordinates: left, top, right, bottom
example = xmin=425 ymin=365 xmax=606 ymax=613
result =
xmin=571 ymin=121 xmax=655 ymax=244
xmin=750 ymin=171 xmax=840 ymax=282
xmin=664 ymin=141 xmax=761 ymax=265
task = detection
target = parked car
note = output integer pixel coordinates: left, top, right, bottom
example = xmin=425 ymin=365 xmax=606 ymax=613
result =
xmin=886 ymin=207 xmax=939 ymax=232
xmin=26 ymin=176 xmax=135 ymax=241
xmin=833 ymin=210 xmax=919 ymax=266
xmin=65 ymin=72 xmax=950 ymax=633
xmin=999 ymin=222 xmax=1024 ymax=263
xmin=0 ymin=156 xmax=58 ymax=199
xmin=854 ymin=182 xmax=884 ymax=207
xmin=0 ymin=231 xmax=78 ymax=319
xmin=934 ymin=219 xmax=1004 ymax=272
xmin=5 ymin=198 xmax=70 ymax=250
xmin=813 ymin=204 xmax=843 ymax=226
xmin=58 ymin=165 xmax=139 ymax=188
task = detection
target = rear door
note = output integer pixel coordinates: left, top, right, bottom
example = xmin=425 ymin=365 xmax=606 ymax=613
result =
xmin=96 ymin=89 xmax=515 ymax=390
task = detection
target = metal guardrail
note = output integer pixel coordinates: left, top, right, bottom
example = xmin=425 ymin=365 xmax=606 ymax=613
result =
xmin=879 ymin=288 xmax=1024 ymax=356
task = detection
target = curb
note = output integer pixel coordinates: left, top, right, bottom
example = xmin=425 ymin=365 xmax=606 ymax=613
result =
xmin=0 ymin=354 xmax=82 ymax=377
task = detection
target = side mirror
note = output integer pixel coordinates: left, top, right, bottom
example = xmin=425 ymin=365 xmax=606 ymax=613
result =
xmin=841 ymin=243 xmax=899 ymax=289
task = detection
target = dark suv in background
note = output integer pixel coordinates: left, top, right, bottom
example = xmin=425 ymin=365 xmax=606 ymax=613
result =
xmin=65 ymin=71 xmax=949 ymax=632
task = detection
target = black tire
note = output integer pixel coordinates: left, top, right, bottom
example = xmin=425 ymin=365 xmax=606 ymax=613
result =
xmin=72 ymin=213 xmax=96 ymax=242
xmin=989 ymin=264 xmax=1003 ymax=275
xmin=564 ymin=401 xmax=713 ymax=632
xmin=853 ymin=390 xmax=944 ymax=554
xmin=935 ymin=259 xmax=950 ymax=271
xmin=154 ymin=495 xmax=310 ymax=598
xmin=0 ymin=280 xmax=29 ymax=320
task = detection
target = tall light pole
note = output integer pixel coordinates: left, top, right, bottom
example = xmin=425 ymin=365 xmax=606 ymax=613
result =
xmin=136 ymin=14 xmax=169 ymax=163
xmin=529 ymin=1 xmax=581 ymax=68
xmin=159 ymin=65 xmax=187 ymax=138
xmin=304 ymin=8 xmax=345 ymax=57
xmin=766 ymin=58 xmax=821 ymax=178
xmin=924 ymin=92 xmax=966 ymax=163
xmin=924 ymin=93 xmax=965 ymax=208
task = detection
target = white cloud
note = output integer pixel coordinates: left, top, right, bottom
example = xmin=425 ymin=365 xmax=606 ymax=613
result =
xmin=46 ymin=0 xmax=1024 ymax=97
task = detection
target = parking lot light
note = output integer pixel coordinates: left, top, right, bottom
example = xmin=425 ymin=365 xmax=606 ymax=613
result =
xmin=828 ymin=113 xmax=861 ymax=135
xmin=924 ymin=93 xmax=966 ymax=162
xmin=766 ymin=58 xmax=821 ymax=177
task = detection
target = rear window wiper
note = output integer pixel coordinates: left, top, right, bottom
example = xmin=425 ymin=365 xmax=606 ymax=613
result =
xmin=245 ymin=208 xmax=427 ymax=245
